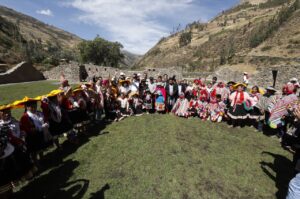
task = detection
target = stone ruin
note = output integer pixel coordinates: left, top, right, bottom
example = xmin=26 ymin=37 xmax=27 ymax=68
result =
xmin=42 ymin=61 xmax=300 ymax=89
xmin=43 ymin=61 xmax=184 ymax=82
xmin=210 ymin=65 xmax=300 ymax=89
xmin=0 ymin=62 xmax=45 ymax=84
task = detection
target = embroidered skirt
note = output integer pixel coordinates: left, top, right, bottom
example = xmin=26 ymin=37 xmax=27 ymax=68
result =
xmin=228 ymin=104 xmax=248 ymax=119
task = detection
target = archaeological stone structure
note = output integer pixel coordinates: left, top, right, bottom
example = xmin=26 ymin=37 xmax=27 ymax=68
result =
xmin=210 ymin=65 xmax=300 ymax=89
xmin=43 ymin=62 xmax=183 ymax=82
xmin=0 ymin=62 xmax=45 ymax=84
xmin=43 ymin=61 xmax=299 ymax=89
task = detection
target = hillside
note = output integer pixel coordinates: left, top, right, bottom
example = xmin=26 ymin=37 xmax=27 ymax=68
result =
xmin=135 ymin=0 xmax=300 ymax=74
xmin=0 ymin=6 xmax=139 ymax=70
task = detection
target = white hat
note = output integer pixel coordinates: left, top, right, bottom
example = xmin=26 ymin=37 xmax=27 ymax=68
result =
xmin=120 ymin=72 xmax=125 ymax=76
xmin=266 ymin=86 xmax=277 ymax=92
xmin=137 ymin=73 xmax=141 ymax=77
xmin=243 ymin=72 xmax=248 ymax=75
xmin=290 ymin=77 xmax=298 ymax=82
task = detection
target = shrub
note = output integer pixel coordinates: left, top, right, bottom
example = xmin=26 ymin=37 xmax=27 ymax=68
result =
xmin=179 ymin=31 xmax=192 ymax=47
xmin=261 ymin=46 xmax=273 ymax=51
xmin=249 ymin=0 xmax=299 ymax=48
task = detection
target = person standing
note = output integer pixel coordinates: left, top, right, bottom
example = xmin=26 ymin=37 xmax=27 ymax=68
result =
xmin=165 ymin=78 xmax=178 ymax=112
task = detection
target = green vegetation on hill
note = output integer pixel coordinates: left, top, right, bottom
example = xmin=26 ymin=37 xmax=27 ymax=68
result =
xmin=0 ymin=6 xmax=139 ymax=70
xmin=250 ymin=0 xmax=299 ymax=47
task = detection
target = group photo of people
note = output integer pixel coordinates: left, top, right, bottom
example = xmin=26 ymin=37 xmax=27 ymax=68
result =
xmin=1 ymin=71 xmax=300 ymax=198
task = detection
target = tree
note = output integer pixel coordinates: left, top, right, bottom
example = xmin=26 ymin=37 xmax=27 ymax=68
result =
xmin=78 ymin=36 xmax=124 ymax=67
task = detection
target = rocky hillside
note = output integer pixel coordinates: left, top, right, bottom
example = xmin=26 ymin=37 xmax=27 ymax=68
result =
xmin=135 ymin=0 xmax=300 ymax=74
xmin=0 ymin=6 xmax=139 ymax=70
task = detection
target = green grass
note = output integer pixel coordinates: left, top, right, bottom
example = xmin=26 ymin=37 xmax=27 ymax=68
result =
xmin=0 ymin=81 xmax=294 ymax=198
xmin=0 ymin=80 xmax=76 ymax=118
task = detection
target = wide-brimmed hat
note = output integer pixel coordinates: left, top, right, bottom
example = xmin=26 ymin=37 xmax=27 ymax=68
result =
xmin=266 ymin=86 xmax=277 ymax=92
xmin=47 ymin=89 xmax=63 ymax=98
xmin=120 ymin=72 xmax=125 ymax=76
xmin=73 ymin=87 xmax=83 ymax=93
xmin=129 ymin=91 xmax=139 ymax=98
xmin=227 ymin=81 xmax=236 ymax=86
xmin=12 ymin=96 xmax=42 ymax=108
xmin=233 ymin=83 xmax=247 ymax=89
xmin=119 ymin=79 xmax=131 ymax=84
xmin=0 ymin=104 xmax=13 ymax=111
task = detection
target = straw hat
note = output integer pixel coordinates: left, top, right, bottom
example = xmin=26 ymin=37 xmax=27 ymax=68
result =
xmin=12 ymin=96 xmax=42 ymax=108
xmin=233 ymin=83 xmax=247 ymax=89
xmin=47 ymin=89 xmax=63 ymax=98
xmin=0 ymin=104 xmax=13 ymax=111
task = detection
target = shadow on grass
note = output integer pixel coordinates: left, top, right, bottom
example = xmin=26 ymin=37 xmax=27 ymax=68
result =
xmin=38 ymin=120 xmax=111 ymax=174
xmin=89 ymin=183 xmax=110 ymax=199
xmin=15 ymin=159 xmax=89 ymax=199
xmin=260 ymin=151 xmax=295 ymax=199
xmin=15 ymin=120 xmax=111 ymax=198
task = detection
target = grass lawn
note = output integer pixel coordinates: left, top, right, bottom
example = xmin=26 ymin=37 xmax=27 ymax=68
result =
xmin=0 ymin=81 xmax=295 ymax=199
xmin=0 ymin=80 xmax=75 ymax=118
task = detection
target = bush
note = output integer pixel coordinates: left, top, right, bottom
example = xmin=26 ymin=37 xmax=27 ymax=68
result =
xmin=259 ymin=0 xmax=289 ymax=9
xmin=261 ymin=46 xmax=273 ymax=51
xmin=179 ymin=31 xmax=192 ymax=47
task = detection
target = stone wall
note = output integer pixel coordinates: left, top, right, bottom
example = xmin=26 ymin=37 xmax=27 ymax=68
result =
xmin=44 ymin=62 xmax=183 ymax=82
xmin=0 ymin=62 xmax=45 ymax=84
xmin=209 ymin=65 xmax=300 ymax=89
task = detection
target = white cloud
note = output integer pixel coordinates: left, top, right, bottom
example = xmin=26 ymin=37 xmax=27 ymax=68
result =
xmin=36 ymin=9 xmax=53 ymax=16
xmin=65 ymin=0 xmax=212 ymax=54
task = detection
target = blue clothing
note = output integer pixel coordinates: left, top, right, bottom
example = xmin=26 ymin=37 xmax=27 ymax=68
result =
xmin=287 ymin=173 xmax=300 ymax=199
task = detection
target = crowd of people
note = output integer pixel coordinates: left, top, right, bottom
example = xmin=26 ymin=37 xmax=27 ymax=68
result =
xmin=1 ymin=71 xmax=300 ymax=198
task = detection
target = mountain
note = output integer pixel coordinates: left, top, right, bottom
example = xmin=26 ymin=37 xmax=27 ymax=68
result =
xmin=0 ymin=5 xmax=140 ymax=70
xmin=120 ymin=50 xmax=142 ymax=68
xmin=135 ymin=0 xmax=300 ymax=74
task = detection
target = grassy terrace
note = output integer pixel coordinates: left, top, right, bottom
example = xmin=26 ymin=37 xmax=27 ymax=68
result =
xmin=0 ymin=81 xmax=294 ymax=199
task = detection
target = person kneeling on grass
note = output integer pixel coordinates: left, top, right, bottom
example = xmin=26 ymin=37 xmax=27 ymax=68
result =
xmin=116 ymin=92 xmax=130 ymax=121
xmin=130 ymin=92 xmax=144 ymax=116
xmin=208 ymin=94 xmax=226 ymax=123
xmin=171 ymin=93 xmax=190 ymax=118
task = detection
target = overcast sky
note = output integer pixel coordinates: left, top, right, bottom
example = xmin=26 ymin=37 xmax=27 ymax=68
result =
xmin=0 ymin=0 xmax=239 ymax=54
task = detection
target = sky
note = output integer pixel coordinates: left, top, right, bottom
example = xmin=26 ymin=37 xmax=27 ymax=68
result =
xmin=0 ymin=0 xmax=240 ymax=54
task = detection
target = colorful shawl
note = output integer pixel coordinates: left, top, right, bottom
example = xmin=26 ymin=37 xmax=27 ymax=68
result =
xmin=269 ymin=94 xmax=299 ymax=128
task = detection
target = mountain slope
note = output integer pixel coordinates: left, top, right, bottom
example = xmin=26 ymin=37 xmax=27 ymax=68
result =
xmin=0 ymin=5 xmax=140 ymax=69
xmin=135 ymin=0 xmax=300 ymax=73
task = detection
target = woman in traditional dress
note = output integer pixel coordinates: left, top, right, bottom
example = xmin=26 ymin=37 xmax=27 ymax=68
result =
xmin=41 ymin=90 xmax=73 ymax=149
xmin=268 ymin=83 xmax=298 ymax=129
xmin=19 ymin=98 xmax=52 ymax=164
xmin=143 ymin=89 xmax=153 ymax=114
xmin=198 ymin=89 xmax=209 ymax=120
xmin=188 ymin=95 xmax=200 ymax=117
xmin=154 ymin=82 xmax=167 ymax=113
xmin=130 ymin=93 xmax=144 ymax=116
xmin=228 ymin=83 xmax=250 ymax=127
xmin=208 ymin=94 xmax=226 ymax=123
xmin=0 ymin=105 xmax=35 ymax=196
xmin=247 ymin=86 xmax=265 ymax=129
xmin=117 ymin=92 xmax=130 ymax=121
xmin=171 ymin=93 xmax=190 ymax=118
